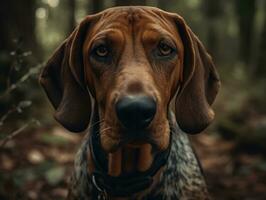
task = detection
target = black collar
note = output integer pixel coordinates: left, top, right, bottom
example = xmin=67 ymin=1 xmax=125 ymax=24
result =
xmin=88 ymin=112 xmax=172 ymax=198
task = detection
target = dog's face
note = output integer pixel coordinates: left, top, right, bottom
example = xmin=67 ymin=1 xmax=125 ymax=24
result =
xmin=83 ymin=8 xmax=184 ymax=152
xmin=40 ymin=7 xmax=220 ymax=153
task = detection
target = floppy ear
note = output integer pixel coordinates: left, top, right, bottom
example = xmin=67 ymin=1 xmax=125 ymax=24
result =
xmin=174 ymin=15 xmax=221 ymax=134
xmin=39 ymin=16 xmax=94 ymax=132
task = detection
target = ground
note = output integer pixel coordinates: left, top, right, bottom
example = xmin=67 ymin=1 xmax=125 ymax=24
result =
xmin=0 ymin=126 xmax=266 ymax=199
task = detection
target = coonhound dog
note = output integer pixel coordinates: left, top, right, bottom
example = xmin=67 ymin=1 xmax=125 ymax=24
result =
xmin=40 ymin=6 xmax=220 ymax=200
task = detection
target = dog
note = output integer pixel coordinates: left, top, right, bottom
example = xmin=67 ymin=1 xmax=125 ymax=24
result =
xmin=40 ymin=6 xmax=220 ymax=200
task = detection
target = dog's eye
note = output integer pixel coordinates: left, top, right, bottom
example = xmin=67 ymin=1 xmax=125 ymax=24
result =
xmin=158 ymin=41 xmax=174 ymax=56
xmin=94 ymin=45 xmax=109 ymax=57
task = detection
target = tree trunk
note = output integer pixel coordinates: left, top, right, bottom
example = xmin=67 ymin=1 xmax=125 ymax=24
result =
xmin=68 ymin=0 xmax=76 ymax=34
xmin=115 ymin=0 xmax=146 ymax=6
xmin=202 ymin=0 xmax=223 ymax=61
xmin=90 ymin=0 xmax=104 ymax=13
xmin=235 ymin=0 xmax=256 ymax=65
xmin=0 ymin=0 xmax=40 ymax=57
xmin=157 ymin=0 xmax=173 ymax=10
xmin=0 ymin=0 xmax=40 ymax=91
xmin=255 ymin=2 xmax=266 ymax=77
xmin=0 ymin=0 xmax=40 ymax=112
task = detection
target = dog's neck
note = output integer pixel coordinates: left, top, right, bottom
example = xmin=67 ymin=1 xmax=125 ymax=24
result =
xmin=69 ymin=112 xmax=210 ymax=199
xmin=86 ymin=111 xmax=171 ymax=199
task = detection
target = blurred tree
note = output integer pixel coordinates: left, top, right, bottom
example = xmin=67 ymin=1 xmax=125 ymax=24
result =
xmin=90 ymin=0 xmax=104 ymax=13
xmin=158 ymin=0 xmax=174 ymax=10
xmin=115 ymin=0 xmax=146 ymax=6
xmin=202 ymin=0 xmax=223 ymax=61
xmin=68 ymin=0 xmax=76 ymax=33
xmin=0 ymin=0 xmax=41 ymax=60
xmin=235 ymin=0 xmax=256 ymax=65
xmin=256 ymin=2 xmax=266 ymax=77
xmin=0 ymin=0 xmax=41 ymax=99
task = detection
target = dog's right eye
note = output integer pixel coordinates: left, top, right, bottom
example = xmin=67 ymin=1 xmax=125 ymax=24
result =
xmin=157 ymin=40 xmax=176 ymax=57
xmin=90 ymin=42 xmax=113 ymax=65
xmin=94 ymin=45 xmax=109 ymax=58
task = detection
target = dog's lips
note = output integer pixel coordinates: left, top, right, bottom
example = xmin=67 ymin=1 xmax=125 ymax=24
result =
xmin=108 ymin=143 xmax=154 ymax=176
xmin=125 ymin=141 xmax=147 ymax=148
xmin=98 ymin=129 xmax=155 ymax=176
xmin=97 ymin=125 xmax=170 ymax=177
xmin=100 ymin=123 xmax=170 ymax=153
xmin=101 ymin=132 xmax=169 ymax=154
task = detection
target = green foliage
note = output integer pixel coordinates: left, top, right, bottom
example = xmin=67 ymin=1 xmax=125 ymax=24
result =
xmin=40 ymin=133 xmax=71 ymax=146
xmin=45 ymin=166 xmax=65 ymax=185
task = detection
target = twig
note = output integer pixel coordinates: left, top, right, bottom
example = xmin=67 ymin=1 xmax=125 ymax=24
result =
xmin=0 ymin=119 xmax=37 ymax=148
xmin=0 ymin=101 xmax=32 ymax=129
xmin=0 ymin=108 xmax=16 ymax=127
xmin=0 ymin=63 xmax=43 ymax=100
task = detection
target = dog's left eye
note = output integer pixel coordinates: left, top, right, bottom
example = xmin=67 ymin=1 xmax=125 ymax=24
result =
xmin=157 ymin=41 xmax=175 ymax=56
xmin=94 ymin=45 xmax=109 ymax=57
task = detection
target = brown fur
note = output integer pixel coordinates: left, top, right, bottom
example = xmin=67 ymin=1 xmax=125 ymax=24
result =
xmin=39 ymin=6 xmax=220 ymax=199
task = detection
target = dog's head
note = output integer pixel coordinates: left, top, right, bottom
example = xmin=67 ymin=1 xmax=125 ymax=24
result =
xmin=40 ymin=6 xmax=220 ymax=153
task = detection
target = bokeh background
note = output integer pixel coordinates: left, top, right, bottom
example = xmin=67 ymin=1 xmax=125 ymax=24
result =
xmin=1 ymin=0 xmax=266 ymax=199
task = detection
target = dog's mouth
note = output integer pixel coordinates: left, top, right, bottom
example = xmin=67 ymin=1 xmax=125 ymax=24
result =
xmin=97 ymin=126 xmax=171 ymax=176
xmin=106 ymin=143 xmax=154 ymax=176
xmin=90 ymin=135 xmax=170 ymax=177
xmin=100 ymin=127 xmax=170 ymax=153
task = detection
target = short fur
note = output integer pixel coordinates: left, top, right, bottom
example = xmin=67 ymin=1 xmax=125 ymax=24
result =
xmin=39 ymin=6 xmax=220 ymax=200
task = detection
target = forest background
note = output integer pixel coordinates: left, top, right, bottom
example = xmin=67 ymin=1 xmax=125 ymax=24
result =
xmin=1 ymin=0 xmax=266 ymax=199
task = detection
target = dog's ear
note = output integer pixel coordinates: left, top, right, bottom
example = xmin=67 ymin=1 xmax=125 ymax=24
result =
xmin=39 ymin=16 xmax=95 ymax=132
xmin=174 ymin=15 xmax=221 ymax=134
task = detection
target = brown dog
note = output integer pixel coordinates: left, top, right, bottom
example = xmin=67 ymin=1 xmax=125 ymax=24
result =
xmin=40 ymin=6 xmax=220 ymax=199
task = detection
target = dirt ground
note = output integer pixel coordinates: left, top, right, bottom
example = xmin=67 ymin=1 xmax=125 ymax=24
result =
xmin=0 ymin=126 xmax=266 ymax=200
xmin=192 ymin=134 xmax=266 ymax=200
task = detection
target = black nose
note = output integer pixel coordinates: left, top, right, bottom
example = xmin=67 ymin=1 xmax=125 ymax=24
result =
xmin=115 ymin=96 xmax=156 ymax=129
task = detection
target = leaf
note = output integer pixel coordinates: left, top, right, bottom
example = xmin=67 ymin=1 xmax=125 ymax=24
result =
xmin=29 ymin=67 xmax=39 ymax=74
xmin=256 ymin=162 xmax=266 ymax=172
xmin=16 ymin=107 xmax=22 ymax=113
xmin=40 ymin=133 xmax=70 ymax=146
xmin=10 ymin=51 xmax=16 ymax=56
xmin=27 ymin=149 xmax=45 ymax=164
xmin=18 ymin=100 xmax=32 ymax=108
xmin=10 ymin=84 xmax=16 ymax=90
xmin=22 ymin=51 xmax=32 ymax=57
xmin=45 ymin=166 xmax=65 ymax=185
xmin=32 ymin=119 xmax=41 ymax=126
xmin=12 ymin=168 xmax=38 ymax=187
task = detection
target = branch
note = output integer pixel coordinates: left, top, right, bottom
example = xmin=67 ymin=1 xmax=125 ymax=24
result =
xmin=0 ymin=119 xmax=38 ymax=148
xmin=0 ymin=108 xmax=16 ymax=127
xmin=0 ymin=101 xmax=32 ymax=129
xmin=0 ymin=63 xmax=43 ymax=100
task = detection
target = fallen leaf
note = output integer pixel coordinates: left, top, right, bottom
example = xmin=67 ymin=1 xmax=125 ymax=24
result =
xmin=45 ymin=166 xmax=65 ymax=185
xmin=27 ymin=149 xmax=45 ymax=164
xmin=1 ymin=154 xmax=14 ymax=170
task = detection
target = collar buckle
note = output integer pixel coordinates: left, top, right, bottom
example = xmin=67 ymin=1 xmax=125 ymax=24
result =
xmin=92 ymin=174 xmax=108 ymax=200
